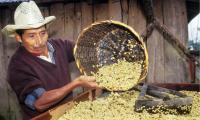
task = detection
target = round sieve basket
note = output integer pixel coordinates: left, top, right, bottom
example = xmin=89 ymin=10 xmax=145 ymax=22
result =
xmin=74 ymin=20 xmax=148 ymax=84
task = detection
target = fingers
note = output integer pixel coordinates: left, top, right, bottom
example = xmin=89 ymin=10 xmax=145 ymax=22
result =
xmin=75 ymin=75 xmax=102 ymax=89
xmin=79 ymin=75 xmax=96 ymax=82
xmin=89 ymin=82 xmax=101 ymax=88
xmin=86 ymin=76 xmax=96 ymax=81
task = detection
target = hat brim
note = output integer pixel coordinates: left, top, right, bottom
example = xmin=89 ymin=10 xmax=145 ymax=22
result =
xmin=2 ymin=16 xmax=56 ymax=37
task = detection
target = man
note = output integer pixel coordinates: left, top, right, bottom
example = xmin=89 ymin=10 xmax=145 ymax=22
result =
xmin=2 ymin=1 xmax=99 ymax=119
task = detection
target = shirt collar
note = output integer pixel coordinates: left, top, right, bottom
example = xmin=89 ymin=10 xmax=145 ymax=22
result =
xmin=47 ymin=42 xmax=55 ymax=53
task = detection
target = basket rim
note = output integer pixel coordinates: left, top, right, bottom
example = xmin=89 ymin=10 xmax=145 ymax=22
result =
xmin=73 ymin=20 xmax=149 ymax=81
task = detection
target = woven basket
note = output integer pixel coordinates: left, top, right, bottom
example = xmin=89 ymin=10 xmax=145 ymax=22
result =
xmin=74 ymin=20 xmax=148 ymax=82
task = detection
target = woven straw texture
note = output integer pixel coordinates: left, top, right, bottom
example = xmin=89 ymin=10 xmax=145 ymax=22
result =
xmin=74 ymin=20 xmax=148 ymax=82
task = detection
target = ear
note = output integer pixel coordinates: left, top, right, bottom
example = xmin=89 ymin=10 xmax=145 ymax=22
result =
xmin=14 ymin=33 xmax=22 ymax=43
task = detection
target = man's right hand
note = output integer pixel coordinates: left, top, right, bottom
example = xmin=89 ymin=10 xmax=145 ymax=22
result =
xmin=74 ymin=75 xmax=100 ymax=89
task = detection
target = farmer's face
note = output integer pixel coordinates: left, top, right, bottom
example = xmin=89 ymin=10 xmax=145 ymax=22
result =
xmin=20 ymin=26 xmax=48 ymax=56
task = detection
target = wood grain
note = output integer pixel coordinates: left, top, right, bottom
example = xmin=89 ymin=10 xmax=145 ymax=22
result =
xmin=146 ymin=0 xmax=165 ymax=83
xmin=108 ymin=0 xmax=122 ymax=21
xmin=163 ymin=0 xmax=190 ymax=83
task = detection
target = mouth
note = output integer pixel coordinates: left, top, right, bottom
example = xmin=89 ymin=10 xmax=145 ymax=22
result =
xmin=33 ymin=45 xmax=46 ymax=51
xmin=32 ymin=49 xmax=43 ymax=55
xmin=31 ymin=45 xmax=46 ymax=55
xmin=34 ymin=47 xmax=43 ymax=51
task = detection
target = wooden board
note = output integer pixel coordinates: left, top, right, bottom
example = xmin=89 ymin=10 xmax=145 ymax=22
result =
xmin=0 ymin=9 xmax=8 ymax=120
xmin=2 ymin=9 xmax=18 ymax=68
xmin=40 ymin=6 xmax=50 ymax=33
xmin=163 ymin=0 xmax=190 ymax=83
xmin=146 ymin=0 xmax=165 ymax=83
xmin=32 ymin=90 xmax=92 ymax=120
xmin=93 ymin=2 xmax=109 ymax=22
xmin=49 ymin=3 xmax=65 ymax=39
xmin=121 ymin=0 xmax=129 ymax=24
xmin=0 ymin=9 xmax=6 ymax=86
xmin=73 ymin=2 xmax=82 ymax=41
xmin=81 ymin=2 xmax=93 ymax=30
xmin=146 ymin=0 xmax=190 ymax=83
xmin=0 ymin=8 xmax=22 ymax=120
xmin=128 ymin=0 xmax=146 ymax=35
xmin=64 ymin=2 xmax=75 ymax=41
xmin=108 ymin=0 xmax=122 ymax=21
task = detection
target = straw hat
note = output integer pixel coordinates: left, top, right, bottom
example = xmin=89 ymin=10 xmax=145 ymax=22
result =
xmin=1 ymin=1 xmax=56 ymax=37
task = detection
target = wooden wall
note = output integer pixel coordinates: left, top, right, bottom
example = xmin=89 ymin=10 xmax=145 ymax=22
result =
xmin=147 ymin=0 xmax=190 ymax=83
xmin=0 ymin=0 xmax=190 ymax=119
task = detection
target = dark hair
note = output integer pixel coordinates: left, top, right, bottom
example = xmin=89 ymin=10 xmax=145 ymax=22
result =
xmin=15 ymin=25 xmax=47 ymax=37
xmin=15 ymin=29 xmax=25 ymax=37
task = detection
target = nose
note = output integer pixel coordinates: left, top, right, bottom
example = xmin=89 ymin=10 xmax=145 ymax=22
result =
xmin=35 ymin=34 xmax=42 ymax=47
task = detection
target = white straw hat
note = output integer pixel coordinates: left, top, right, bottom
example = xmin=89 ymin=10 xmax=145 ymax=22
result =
xmin=1 ymin=1 xmax=56 ymax=37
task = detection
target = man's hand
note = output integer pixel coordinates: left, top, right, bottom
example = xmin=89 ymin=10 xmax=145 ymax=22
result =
xmin=75 ymin=75 xmax=100 ymax=89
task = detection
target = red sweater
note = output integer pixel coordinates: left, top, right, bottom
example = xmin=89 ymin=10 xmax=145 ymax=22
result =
xmin=7 ymin=39 xmax=75 ymax=119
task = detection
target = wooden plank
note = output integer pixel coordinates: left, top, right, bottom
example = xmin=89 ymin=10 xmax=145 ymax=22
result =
xmin=32 ymin=90 xmax=93 ymax=120
xmin=2 ymin=9 xmax=18 ymax=68
xmin=93 ymin=2 xmax=109 ymax=22
xmin=140 ymin=0 xmax=154 ymax=24
xmin=154 ymin=18 xmax=194 ymax=62
xmin=163 ymin=0 xmax=190 ymax=83
xmin=81 ymin=2 xmax=93 ymax=30
xmin=49 ymin=3 xmax=65 ymax=39
xmin=147 ymin=29 xmax=165 ymax=83
xmin=163 ymin=0 xmax=188 ymax=46
xmin=40 ymin=6 xmax=50 ymax=30
xmin=40 ymin=6 xmax=49 ymax=19
xmin=146 ymin=0 xmax=165 ymax=83
xmin=147 ymin=83 xmax=200 ymax=91
xmin=35 ymin=0 xmax=64 ymax=3
xmin=121 ymin=0 xmax=129 ymax=24
xmin=73 ymin=2 xmax=82 ymax=41
xmin=1 ymin=9 xmax=13 ymax=120
xmin=0 ymin=9 xmax=6 ymax=84
xmin=5 ymin=8 xmax=22 ymax=120
xmin=64 ymin=2 xmax=75 ymax=41
xmin=128 ymin=0 xmax=146 ymax=35
xmin=135 ymin=97 xmax=192 ymax=113
xmin=108 ymin=0 xmax=122 ymax=21
xmin=175 ymin=0 xmax=188 ymax=47
xmin=1 ymin=8 xmax=22 ymax=120
xmin=0 ymin=8 xmax=8 ymax=120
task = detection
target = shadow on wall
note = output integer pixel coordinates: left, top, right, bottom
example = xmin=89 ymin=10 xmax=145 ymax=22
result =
xmin=0 ymin=115 xmax=5 ymax=120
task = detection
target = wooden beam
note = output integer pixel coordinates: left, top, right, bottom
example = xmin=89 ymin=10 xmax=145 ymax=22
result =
xmin=128 ymin=0 xmax=146 ymax=34
xmin=141 ymin=14 xmax=199 ymax=66
xmin=108 ymin=0 xmax=122 ymax=21
xmin=121 ymin=0 xmax=128 ymax=24
xmin=140 ymin=0 xmax=155 ymax=23
xmin=154 ymin=18 xmax=200 ymax=65
xmin=141 ymin=22 xmax=155 ymax=42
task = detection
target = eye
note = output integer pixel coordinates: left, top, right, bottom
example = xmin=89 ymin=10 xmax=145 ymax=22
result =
xmin=29 ymin=34 xmax=35 ymax=39
xmin=40 ymin=31 xmax=46 ymax=36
